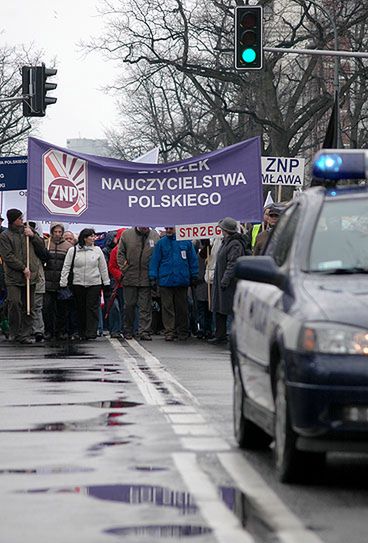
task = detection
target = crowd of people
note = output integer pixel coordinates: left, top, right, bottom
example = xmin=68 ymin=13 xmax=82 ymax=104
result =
xmin=0 ymin=202 xmax=284 ymax=345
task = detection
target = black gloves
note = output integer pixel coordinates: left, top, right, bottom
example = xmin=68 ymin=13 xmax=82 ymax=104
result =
xmin=190 ymin=277 xmax=199 ymax=287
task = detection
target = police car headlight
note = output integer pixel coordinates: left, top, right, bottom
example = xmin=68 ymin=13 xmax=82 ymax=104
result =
xmin=299 ymin=323 xmax=368 ymax=355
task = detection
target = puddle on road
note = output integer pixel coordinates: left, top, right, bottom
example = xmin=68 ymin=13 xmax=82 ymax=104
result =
xmin=9 ymin=400 xmax=142 ymax=409
xmin=21 ymin=484 xmax=198 ymax=513
xmin=0 ymin=413 xmax=134 ymax=433
xmin=219 ymin=486 xmax=272 ymax=540
xmin=19 ymin=367 xmax=129 ymax=384
xmin=44 ymin=344 xmax=99 ymax=359
xmin=104 ymin=524 xmax=212 ymax=538
xmin=0 ymin=466 xmax=94 ymax=475
xmin=132 ymin=466 xmax=168 ymax=472
xmin=87 ymin=440 xmax=131 ymax=454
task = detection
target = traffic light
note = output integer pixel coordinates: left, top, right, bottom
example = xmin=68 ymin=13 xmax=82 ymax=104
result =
xmin=22 ymin=66 xmax=35 ymax=117
xmin=234 ymin=6 xmax=263 ymax=71
xmin=22 ymin=63 xmax=57 ymax=117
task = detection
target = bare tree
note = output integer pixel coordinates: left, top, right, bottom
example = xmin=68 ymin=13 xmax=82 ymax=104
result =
xmin=86 ymin=0 xmax=368 ymax=162
xmin=0 ymin=44 xmax=43 ymax=155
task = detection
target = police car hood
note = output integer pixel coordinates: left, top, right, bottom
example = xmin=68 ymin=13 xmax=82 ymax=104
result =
xmin=302 ymin=275 xmax=368 ymax=328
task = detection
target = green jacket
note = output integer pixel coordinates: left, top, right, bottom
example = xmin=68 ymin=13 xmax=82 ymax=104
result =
xmin=0 ymin=225 xmax=45 ymax=286
xmin=117 ymin=227 xmax=159 ymax=287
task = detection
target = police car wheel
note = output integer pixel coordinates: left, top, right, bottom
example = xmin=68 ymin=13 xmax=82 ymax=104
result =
xmin=274 ymin=360 xmax=304 ymax=483
xmin=274 ymin=361 xmax=326 ymax=483
xmin=233 ymin=363 xmax=271 ymax=450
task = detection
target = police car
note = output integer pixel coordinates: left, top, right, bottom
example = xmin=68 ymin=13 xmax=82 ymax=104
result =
xmin=231 ymin=150 xmax=368 ymax=483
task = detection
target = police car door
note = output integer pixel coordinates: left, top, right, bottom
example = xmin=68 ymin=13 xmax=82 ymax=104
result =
xmin=240 ymin=205 xmax=301 ymax=411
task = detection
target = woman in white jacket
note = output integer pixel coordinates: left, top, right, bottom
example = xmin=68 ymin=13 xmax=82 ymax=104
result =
xmin=60 ymin=228 xmax=110 ymax=340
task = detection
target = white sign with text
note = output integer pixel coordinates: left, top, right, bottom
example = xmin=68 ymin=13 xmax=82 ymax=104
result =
xmin=176 ymin=223 xmax=224 ymax=240
xmin=262 ymin=157 xmax=305 ymax=186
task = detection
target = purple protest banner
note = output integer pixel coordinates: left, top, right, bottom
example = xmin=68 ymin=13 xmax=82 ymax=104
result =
xmin=27 ymin=136 xmax=263 ymax=227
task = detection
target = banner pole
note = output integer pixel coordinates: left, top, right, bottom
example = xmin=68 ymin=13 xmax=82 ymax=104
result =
xmin=207 ymin=245 xmax=211 ymax=312
xmin=25 ymin=222 xmax=31 ymax=316
xmin=277 ymin=185 xmax=283 ymax=202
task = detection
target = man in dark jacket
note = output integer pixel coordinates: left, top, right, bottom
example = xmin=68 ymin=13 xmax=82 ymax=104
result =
xmin=43 ymin=222 xmax=73 ymax=340
xmin=149 ymin=227 xmax=199 ymax=341
xmin=0 ymin=209 xmax=46 ymax=344
xmin=253 ymin=203 xmax=284 ymax=256
xmin=209 ymin=217 xmax=251 ymax=345
xmin=117 ymin=226 xmax=159 ymax=340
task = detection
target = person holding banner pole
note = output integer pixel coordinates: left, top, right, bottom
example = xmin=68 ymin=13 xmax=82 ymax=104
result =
xmin=0 ymin=209 xmax=46 ymax=344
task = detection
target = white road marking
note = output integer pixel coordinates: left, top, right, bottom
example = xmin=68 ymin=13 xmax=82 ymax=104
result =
xmin=173 ymin=452 xmax=254 ymax=543
xmin=128 ymin=337 xmax=200 ymax=405
xmin=172 ymin=424 xmax=219 ymax=436
xmin=218 ymin=453 xmax=325 ymax=543
xmin=168 ymin=413 xmax=206 ymax=424
xmin=161 ymin=405 xmax=197 ymax=413
xmin=109 ymin=339 xmax=165 ymax=405
xmin=181 ymin=437 xmax=231 ymax=451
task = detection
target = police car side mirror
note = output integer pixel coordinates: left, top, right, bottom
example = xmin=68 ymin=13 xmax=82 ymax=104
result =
xmin=235 ymin=256 xmax=289 ymax=292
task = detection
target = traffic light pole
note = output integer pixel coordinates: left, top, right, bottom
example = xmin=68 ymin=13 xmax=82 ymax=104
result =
xmin=264 ymin=47 xmax=368 ymax=59
xmin=0 ymin=97 xmax=24 ymax=103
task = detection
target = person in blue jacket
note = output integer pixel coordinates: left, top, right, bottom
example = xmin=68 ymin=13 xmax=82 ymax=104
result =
xmin=149 ymin=226 xmax=199 ymax=341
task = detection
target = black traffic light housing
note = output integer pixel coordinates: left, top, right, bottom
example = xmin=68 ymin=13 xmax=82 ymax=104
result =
xmin=22 ymin=63 xmax=57 ymax=117
xmin=234 ymin=6 xmax=263 ymax=71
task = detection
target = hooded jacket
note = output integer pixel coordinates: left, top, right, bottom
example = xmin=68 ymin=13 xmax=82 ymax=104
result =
xmin=149 ymin=234 xmax=199 ymax=287
xmin=44 ymin=236 xmax=73 ymax=291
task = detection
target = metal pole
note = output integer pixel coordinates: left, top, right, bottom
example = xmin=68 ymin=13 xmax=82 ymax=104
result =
xmin=0 ymin=97 xmax=24 ymax=103
xmin=264 ymin=47 xmax=368 ymax=59
xmin=304 ymin=0 xmax=340 ymax=146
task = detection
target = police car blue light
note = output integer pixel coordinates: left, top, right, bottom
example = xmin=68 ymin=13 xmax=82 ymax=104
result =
xmin=313 ymin=150 xmax=366 ymax=179
xmin=314 ymin=153 xmax=342 ymax=174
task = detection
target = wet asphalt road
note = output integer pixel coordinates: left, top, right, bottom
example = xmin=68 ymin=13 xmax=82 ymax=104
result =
xmin=1 ymin=335 xmax=368 ymax=543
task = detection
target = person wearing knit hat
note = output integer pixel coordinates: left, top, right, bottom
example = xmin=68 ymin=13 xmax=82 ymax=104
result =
xmin=0 ymin=209 xmax=46 ymax=344
xmin=6 ymin=208 xmax=23 ymax=225
xmin=218 ymin=217 xmax=238 ymax=234
xmin=208 ymin=217 xmax=251 ymax=345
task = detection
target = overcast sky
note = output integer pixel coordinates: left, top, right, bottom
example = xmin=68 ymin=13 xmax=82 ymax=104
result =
xmin=2 ymin=0 xmax=118 ymax=147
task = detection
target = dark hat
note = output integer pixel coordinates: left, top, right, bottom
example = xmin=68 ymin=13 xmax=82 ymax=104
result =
xmin=268 ymin=203 xmax=285 ymax=217
xmin=6 ymin=208 xmax=23 ymax=224
xmin=218 ymin=217 xmax=238 ymax=234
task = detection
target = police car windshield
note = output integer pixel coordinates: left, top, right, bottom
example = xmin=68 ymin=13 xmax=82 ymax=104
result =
xmin=308 ymin=197 xmax=368 ymax=273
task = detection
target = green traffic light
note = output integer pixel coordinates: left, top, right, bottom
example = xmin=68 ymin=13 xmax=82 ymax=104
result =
xmin=242 ymin=48 xmax=256 ymax=63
